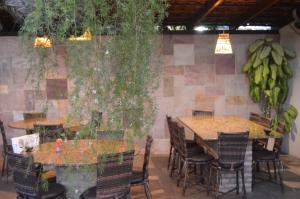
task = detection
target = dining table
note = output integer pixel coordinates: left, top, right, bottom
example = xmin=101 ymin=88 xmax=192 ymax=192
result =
xmin=8 ymin=117 xmax=82 ymax=133
xmin=177 ymin=115 xmax=283 ymax=193
xmin=30 ymin=139 xmax=138 ymax=199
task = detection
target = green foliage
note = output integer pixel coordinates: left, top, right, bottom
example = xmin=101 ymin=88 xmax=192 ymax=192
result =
xmin=20 ymin=0 xmax=167 ymax=138
xmin=243 ymin=38 xmax=297 ymax=132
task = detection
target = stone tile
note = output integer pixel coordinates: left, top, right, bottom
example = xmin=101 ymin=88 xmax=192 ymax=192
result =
xmin=173 ymin=35 xmax=194 ymax=44
xmin=163 ymin=55 xmax=174 ymax=66
xmin=216 ymin=54 xmax=235 ymax=75
xmin=225 ymin=96 xmax=247 ymax=106
xmin=0 ymin=57 xmax=12 ymax=84
xmin=163 ymin=66 xmax=184 ymax=76
xmin=163 ymin=77 xmax=174 ymax=97
xmin=162 ymin=35 xmax=173 ymax=55
xmin=194 ymin=89 xmax=215 ymax=111
xmin=46 ymin=79 xmax=68 ymax=100
xmin=0 ymin=85 xmax=9 ymax=94
xmin=214 ymin=96 xmax=226 ymax=115
xmin=184 ymin=65 xmax=215 ymax=86
xmin=12 ymin=68 xmax=27 ymax=86
xmin=24 ymin=90 xmax=35 ymax=111
xmin=12 ymin=57 xmax=30 ymax=69
xmin=224 ymin=74 xmax=248 ymax=96
xmin=205 ymin=85 xmax=225 ymax=96
xmin=174 ymin=44 xmax=195 ymax=66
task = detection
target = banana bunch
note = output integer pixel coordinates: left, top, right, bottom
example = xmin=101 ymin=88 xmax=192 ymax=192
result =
xmin=243 ymin=38 xmax=298 ymax=133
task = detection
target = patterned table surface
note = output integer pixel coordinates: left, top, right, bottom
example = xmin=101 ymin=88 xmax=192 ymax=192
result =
xmin=8 ymin=117 xmax=81 ymax=131
xmin=31 ymin=139 xmax=137 ymax=166
xmin=177 ymin=115 xmax=283 ymax=141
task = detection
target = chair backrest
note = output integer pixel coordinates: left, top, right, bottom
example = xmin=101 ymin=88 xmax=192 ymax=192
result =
xmin=97 ymin=130 xmax=124 ymax=141
xmin=91 ymin=111 xmax=102 ymax=128
xmin=0 ymin=120 xmax=9 ymax=153
xmin=192 ymin=110 xmax=214 ymax=117
xmin=166 ymin=115 xmax=174 ymax=145
xmin=33 ymin=124 xmax=64 ymax=144
xmin=97 ymin=150 xmax=134 ymax=198
xmin=23 ymin=112 xmax=46 ymax=120
xmin=142 ymin=135 xmax=153 ymax=179
xmin=6 ymin=151 xmax=40 ymax=197
xmin=174 ymin=123 xmax=187 ymax=158
xmin=218 ymin=132 xmax=249 ymax=168
xmin=249 ymin=112 xmax=271 ymax=128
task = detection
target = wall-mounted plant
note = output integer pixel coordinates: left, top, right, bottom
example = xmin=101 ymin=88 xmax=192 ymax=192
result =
xmin=20 ymin=0 xmax=167 ymax=139
xmin=243 ymin=38 xmax=298 ymax=132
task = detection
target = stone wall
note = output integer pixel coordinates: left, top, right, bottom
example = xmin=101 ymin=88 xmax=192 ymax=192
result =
xmin=0 ymin=34 xmax=279 ymax=153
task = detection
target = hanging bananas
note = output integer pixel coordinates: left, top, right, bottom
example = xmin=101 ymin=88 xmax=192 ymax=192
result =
xmin=243 ymin=38 xmax=297 ymax=133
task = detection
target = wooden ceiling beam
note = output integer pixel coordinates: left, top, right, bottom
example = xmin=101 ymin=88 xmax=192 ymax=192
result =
xmin=190 ymin=0 xmax=225 ymax=27
xmin=232 ymin=0 xmax=280 ymax=29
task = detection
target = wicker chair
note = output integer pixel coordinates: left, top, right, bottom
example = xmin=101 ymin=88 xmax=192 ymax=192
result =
xmin=23 ymin=112 xmax=47 ymax=135
xmin=6 ymin=151 xmax=66 ymax=199
xmin=175 ymin=122 xmax=214 ymax=196
xmin=80 ymin=150 xmax=135 ymax=199
xmin=253 ymin=122 xmax=285 ymax=192
xmin=130 ymin=136 xmax=153 ymax=199
xmin=33 ymin=124 xmax=64 ymax=144
xmin=0 ymin=120 xmax=13 ymax=182
xmin=166 ymin=115 xmax=175 ymax=171
xmin=97 ymin=130 xmax=124 ymax=141
xmin=192 ymin=110 xmax=214 ymax=117
xmin=208 ymin=132 xmax=249 ymax=198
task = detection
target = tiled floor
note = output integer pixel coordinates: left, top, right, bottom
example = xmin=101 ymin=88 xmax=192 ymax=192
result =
xmin=1 ymin=155 xmax=300 ymax=199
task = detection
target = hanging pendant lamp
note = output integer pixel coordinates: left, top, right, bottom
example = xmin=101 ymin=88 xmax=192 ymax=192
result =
xmin=215 ymin=33 xmax=233 ymax=54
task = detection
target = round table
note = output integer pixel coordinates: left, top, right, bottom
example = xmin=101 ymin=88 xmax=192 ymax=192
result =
xmin=31 ymin=139 xmax=137 ymax=199
xmin=8 ymin=117 xmax=82 ymax=132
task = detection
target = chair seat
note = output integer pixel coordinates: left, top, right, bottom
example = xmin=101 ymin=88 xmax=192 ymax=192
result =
xmin=211 ymin=160 xmax=243 ymax=170
xmin=253 ymin=149 xmax=277 ymax=161
xmin=80 ymin=186 xmax=96 ymax=199
xmin=130 ymin=170 xmax=144 ymax=185
xmin=187 ymin=153 xmax=214 ymax=163
xmin=39 ymin=183 xmax=66 ymax=199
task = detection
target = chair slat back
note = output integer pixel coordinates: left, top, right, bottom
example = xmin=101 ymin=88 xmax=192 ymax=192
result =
xmin=142 ymin=136 xmax=153 ymax=179
xmin=174 ymin=123 xmax=187 ymax=157
xmin=7 ymin=151 xmax=40 ymax=197
xmin=0 ymin=120 xmax=9 ymax=153
xmin=166 ymin=115 xmax=174 ymax=145
xmin=33 ymin=124 xmax=64 ymax=144
xmin=97 ymin=150 xmax=134 ymax=198
xmin=218 ymin=132 xmax=249 ymax=167
xmin=192 ymin=110 xmax=214 ymax=117
xmin=23 ymin=112 xmax=46 ymax=120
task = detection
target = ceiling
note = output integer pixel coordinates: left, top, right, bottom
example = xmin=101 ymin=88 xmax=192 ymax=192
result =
xmin=0 ymin=0 xmax=300 ymax=35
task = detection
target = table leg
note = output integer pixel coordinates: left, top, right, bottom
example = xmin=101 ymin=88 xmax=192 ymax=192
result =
xmin=56 ymin=165 xmax=97 ymax=199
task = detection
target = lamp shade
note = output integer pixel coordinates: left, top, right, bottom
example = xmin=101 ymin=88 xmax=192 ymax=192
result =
xmin=34 ymin=36 xmax=52 ymax=48
xmin=215 ymin=33 xmax=233 ymax=54
xmin=69 ymin=30 xmax=92 ymax=41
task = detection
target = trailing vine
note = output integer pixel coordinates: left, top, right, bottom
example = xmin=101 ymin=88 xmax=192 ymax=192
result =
xmin=243 ymin=38 xmax=298 ymax=132
xmin=20 ymin=0 xmax=167 ymax=139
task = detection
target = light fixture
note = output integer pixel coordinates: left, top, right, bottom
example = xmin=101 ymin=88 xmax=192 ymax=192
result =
xmin=34 ymin=36 xmax=52 ymax=48
xmin=69 ymin=29 xmax=92 ymax=41
xmin=215 ymin=33 xmax=233 ymax=54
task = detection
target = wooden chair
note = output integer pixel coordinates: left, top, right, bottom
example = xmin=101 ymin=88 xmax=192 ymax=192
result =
xmin=80 ymin=150 xmax=134 ymax=199
xmin=23 ymin=112 xmax=46 ymax=134
xmin=130 ymin=136 xmax=153 ymax=199
xmin=208 ymin=132 xmax=249 ymax=198
xmin=7 ymin=151 xmax=66 ymax=198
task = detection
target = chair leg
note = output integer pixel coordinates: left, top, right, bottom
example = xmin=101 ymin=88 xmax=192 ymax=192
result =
xmin=236 ymin=169 xmax=239 ymax=195
xmin=177 ymin=159 xmax=184 ymax=186
xmin=144 ymin=181 xmax=152 ymax=199
xmin=277 ymin=161 xmax=284 ymax=193
xmin=167 ymin=146 xmax=173 ymax=170
xmin=5 ymin=156 xmax=8 ymax=183
xmin=241 ymin=168 xmax=247 ymax=197
xmin=207 ymin=166 xmax=212 ymax=196
xmin=215 ymin=169 xmax=221 ymax=199
xmin=170 ymin=152 xmax=177 ymax=177
xmin=1 ymin=154 xmax=5 ymax=177
xmin=273 ymin=160 xmax=277 ymax=180
xmin=266 ymin=161 xmax=271 ymax=180
xmin=182 ymin=161 xmax=188 ymax=196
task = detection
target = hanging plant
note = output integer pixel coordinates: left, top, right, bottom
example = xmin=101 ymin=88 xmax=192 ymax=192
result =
xmin=243 ymin=38 xmax=298 ymax=132
xmin=20 ymin=0 xmax=167 ymax=138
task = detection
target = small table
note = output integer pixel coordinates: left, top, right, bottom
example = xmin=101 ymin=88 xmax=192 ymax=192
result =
xmin=177 ymin=115 xmax=282 ymax=192
xmin=31 ymin=139 xmax=137 ymax=199
xmin=8 ymin=117 xmax=82 ymax=132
